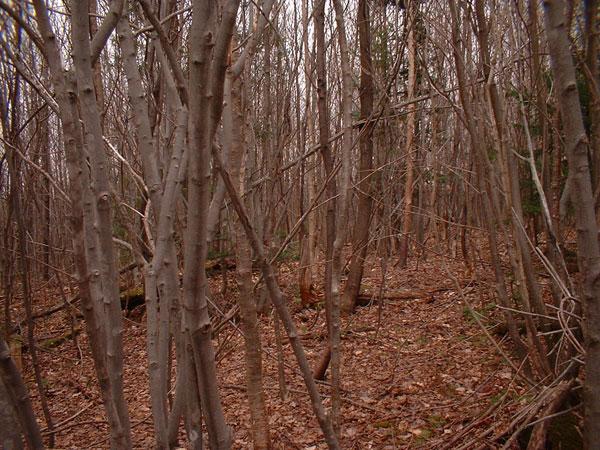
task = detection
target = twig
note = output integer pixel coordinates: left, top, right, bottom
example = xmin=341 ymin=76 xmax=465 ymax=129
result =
xmin=442 ymin=260 xmax=535 ymax=387
xmin=84 ymin=413 xmax=152 ymax=448
xmin=41 ymin=402 xmax=93 ymax=434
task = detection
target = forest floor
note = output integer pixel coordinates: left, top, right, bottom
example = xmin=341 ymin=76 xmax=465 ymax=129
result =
xmin=17 ymin=250 xmax=533 ymax=449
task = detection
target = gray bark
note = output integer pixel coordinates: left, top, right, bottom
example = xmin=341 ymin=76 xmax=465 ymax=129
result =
xmin=542 ymin=1 xmax=600 ymax=447
xmin=32 ymin=1 xmax=131 ymax=447
xmin=71 ymin=3 xmax=132 ymax=446
xmin=181 ymin=1 xmax=241 ymax=447
xmin=0 ymin=376 xmax=23 ymax=450
xmin=0 ymin=338 xmax=41 ymax=449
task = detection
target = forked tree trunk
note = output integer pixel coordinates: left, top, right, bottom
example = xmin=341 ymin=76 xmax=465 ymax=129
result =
xmin=117 ymin=13 xmax=187 ymax=447
xmin=71 ymin=3 xmax=132 ymax=445
xmin=182 ymin=1 xmax=240 ymax=447
xmin=542 ymin=1 xmax=600 ymax=447
xmin=32 ymin=1 xmax=131 ymax=447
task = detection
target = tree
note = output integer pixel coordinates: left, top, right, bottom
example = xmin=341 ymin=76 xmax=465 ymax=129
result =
xmin=542 ymin=0 xmax=600 ymax=447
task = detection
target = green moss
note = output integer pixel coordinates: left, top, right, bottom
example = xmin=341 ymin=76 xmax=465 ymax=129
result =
xmin=462 ymin=306 xmax=484 ymax=323
xmin=414 ymin=428 xmax=433 ymax=445
xmin=276 ymin=243 xmax=300 ymax=262
xmin=121 ymin=286 xmax=144 ymax=300
xmin=427 ymin=414 xmax=446 ymax=429
xmin=207 ymin=249 xmax=231 ymax=260
xmin=417 ymin=335 xmax=430 ymax=346
xmin=490 ymin=390 xmax=506 ymax=405
xmin=374 ymin=420 xmax=393 ymax=429
xmin=463 ymin=303 xmax=495 ymax=324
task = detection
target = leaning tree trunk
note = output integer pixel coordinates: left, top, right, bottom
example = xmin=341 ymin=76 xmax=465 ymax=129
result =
xmin=0 ymin=375 xmax=23 ymax=450
xmin=213 ymin=153 xmax=340 ymax=449
xmin=0 ymin=337 xmax=42 ymax=449
xmin=448 ymin=0 xmax=528 ymax=360
xmin=542 ymin=1 xmax=600 ymax=448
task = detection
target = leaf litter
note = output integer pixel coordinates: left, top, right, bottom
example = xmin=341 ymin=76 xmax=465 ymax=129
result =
xmin=17 ymin=252 xmax=527 ymax=448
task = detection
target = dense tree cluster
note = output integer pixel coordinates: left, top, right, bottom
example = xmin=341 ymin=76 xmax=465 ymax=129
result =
xmin=0 ymin=0 xmax=599 ymax=448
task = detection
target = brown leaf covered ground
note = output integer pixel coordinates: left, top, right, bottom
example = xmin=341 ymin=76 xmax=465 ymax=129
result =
xmin=16 ymin=252 xmax=531 ymax=449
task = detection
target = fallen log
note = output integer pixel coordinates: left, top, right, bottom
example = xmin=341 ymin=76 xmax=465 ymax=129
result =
xmin=28 ymin=262 xmax=140 ymax=322
xmin=39 ymin=327 xmax=81 ymax=350
xmin=205 ymin=257 xmax=236 ymax=274
xmin=526 ymin=379 xmax=577 ymax=450
xmin=355 ymin=288 xmax=425 ymax=306
xmin=20 ymin=326 xmax=82 ymax=352
xmin=31 ymin=295 xmax=80 ymax=320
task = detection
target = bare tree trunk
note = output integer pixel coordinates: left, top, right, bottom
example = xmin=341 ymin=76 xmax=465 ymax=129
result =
xmin=527 ymin=0 xmax=567 ymax=306
xmin=542 ymin=1 xmax=600 ymax=447
xmin=38 ymin=100 xmax=51 ymax=282
xmin=342 ymin=0 xmax=375 ymax=314
xmin=213 ymin=153 xmax=340 ymax=448
xmin=0 ymin=28 xmax=55 ymax=443
xmin=7 ymin=149 xmax=54 ymax=445
xmin=182 ymin=1 xmax=240 ymax=447
xmin=207 ymin=0 xmax=274 ymax=248
xmin=472 ymin=1 xmax=550 ymax=377
xmin=448 ymin=0 xmax=528 ymax=360
xmin=0 ymin=375 xmax=23 ymax=450
xmin=117 ymin=13 xmax=187 ymax=446
xmin=299 ymin=0 xmax=316 ymax=307
xmin=315 ymin=0 xmax=336 ymax=314
xmin=0 ymin=337 xmax=42 ymax=449
xmin=398 ymin=0 xmax=418 ymax=268
xmin=31 ymin=1 xmax=131 ymax=446
xmin=117 ymin=15 xmax=168 ymax=439
xmin=71 ymin=3 xmax=132 ymax=445
xmin=228 ymin=71 xmax=271 ymax=448
xmin=184 ymin=339 xmax=204 ymax=450
xmin=312 ymin=0 xmax=337 ymax=383
xmin=328 ymin=0 xmax=354 ymax=434
xmin=584 ymin=0 xmax=600 ymax=195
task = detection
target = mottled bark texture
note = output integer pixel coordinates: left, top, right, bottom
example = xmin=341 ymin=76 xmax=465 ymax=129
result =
xmin=542 ymin=1 xmax=600 ymax=448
